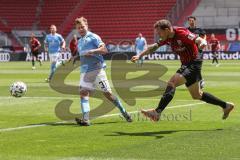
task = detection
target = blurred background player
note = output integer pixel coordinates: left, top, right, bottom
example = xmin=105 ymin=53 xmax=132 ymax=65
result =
xmin=70 ymin=34 xmax=78 ymax=57
xmin=74 ymin=17 xmax=132 ymax=126
xmin=187 ymin=16 xmax=206 ymax=40
xmin=30 ymin=33 xmax=42 ymax=70
xmin=69 ymin=34 xmax=78 ymax=65
xmin=135 ymin=33 xmax=147 ymax=67
xmin=187 ymin=16 xmax=206 ymax=89
xmin=131 ymin=19 xmax=234 ymax=122
xmin=44 ymin=25 xmax=66 ymax=82
xmin=209 ymin=33 xmax=220 ymax=66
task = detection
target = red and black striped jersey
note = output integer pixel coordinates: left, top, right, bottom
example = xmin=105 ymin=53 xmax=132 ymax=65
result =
xmin=70 ymin=38 xmax=78 ymax=56
xmin=209 ymin=38 xmax=219 ymax=51
xmin=157 ymin=27 xmax=199 ymax=65
xmin=30 ymin=38 xmax=40 ymax=52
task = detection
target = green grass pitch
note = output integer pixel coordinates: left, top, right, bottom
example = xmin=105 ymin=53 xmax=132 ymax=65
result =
xmin=0 ymin=60 xmax=239 ymax=160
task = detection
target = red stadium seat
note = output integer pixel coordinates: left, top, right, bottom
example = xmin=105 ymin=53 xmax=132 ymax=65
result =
xmin=61 ymin=0 xmax=177 ymax=43
xmin=0 ymin=0 xmax=177 ymax=44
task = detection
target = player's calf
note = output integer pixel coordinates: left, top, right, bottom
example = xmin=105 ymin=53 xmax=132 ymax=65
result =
xmin=200 ymin=92 xmax=235 ymax=119
xmin=155 ymin=85 xmax=176 ymax=113
xmin=37 ymin=58 xmax=42 ymax=66
xmin=141 ymin=85 xmax=176 ymax=122
xmin=103 ymin=92 xmax=132 ymax=122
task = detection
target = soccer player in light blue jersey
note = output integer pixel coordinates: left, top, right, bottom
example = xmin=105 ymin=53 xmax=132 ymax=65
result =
xmin=74 ymin=17 xmax=132 ymax=126
xmin=135 ymin=33 xmax=147 ymax=67
xmin=44 ymin=25 xmax=66 ymax=82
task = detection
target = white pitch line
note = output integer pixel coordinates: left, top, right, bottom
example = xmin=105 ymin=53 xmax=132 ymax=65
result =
xmin=0 ymin=96 xmax=80 ymax=100
xmin=0 ymin=96 xmax=196 ymax=102
xmin=0 ymin=121 xmax=66 ymax=132
xmin=0 ymin=124 xmax=48 ymax=132
xmin=167 ymin=102 xmax=205 ymax=109
xmin=97 ymin=102 xmax=205 ymax=118
xmin=0 ymin=102 xmax=205 ymax=133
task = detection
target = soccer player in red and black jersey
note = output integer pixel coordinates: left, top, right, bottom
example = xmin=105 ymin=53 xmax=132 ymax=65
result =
xmin=69 ymin=34 xmax=79 ymax=64
xmin=30 ymin=33 xmax=42 ymax=69
xmin=70 ymin=34 xmax=78 ymax=57
xmin=209 ymin=33 xmax=220 ymax=66
xmin=131 ymin=19 xmax=234 ymax=121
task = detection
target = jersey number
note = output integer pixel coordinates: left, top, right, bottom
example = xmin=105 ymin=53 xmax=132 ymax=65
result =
xmin=99 ymin=80 xmax=108 ymax=89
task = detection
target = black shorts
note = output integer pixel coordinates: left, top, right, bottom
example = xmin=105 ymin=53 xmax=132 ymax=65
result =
xmin=31 ymin=51 xmax=40 ymax=57
xmin=176 ymin=60 xmax=202 ymax=87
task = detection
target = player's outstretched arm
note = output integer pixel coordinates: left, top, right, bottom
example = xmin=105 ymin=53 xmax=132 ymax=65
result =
xmin=131 ymin=43 xmax=159 ymax=63
xmin=61 ymin=40 xmax=66 ymax=51
xmin=36 ymin=41 xmax=41 ymax=51
xmin=85 ymin=44 xmax=108 ymax=56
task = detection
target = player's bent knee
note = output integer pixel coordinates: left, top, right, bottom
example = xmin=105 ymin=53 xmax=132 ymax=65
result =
xmin=167 ymin=81 xmax=176 ymax=88
xmin=168 ymin=75 xmax=183 ymax=88
xmin=80 ymin=90 xmax=89 ymax=97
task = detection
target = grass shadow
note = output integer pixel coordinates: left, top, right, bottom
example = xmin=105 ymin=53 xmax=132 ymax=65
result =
xmin=106 ymin=129 xmax=223 ymax=139
xmin=27 ymin=120 xmax=121 ymax=127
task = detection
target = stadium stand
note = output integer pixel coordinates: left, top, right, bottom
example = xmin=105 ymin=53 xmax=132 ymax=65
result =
xmin=62 ymin=0 xmax=177 ymax=43
xmin=1 ymin=0 xmax=238 ymax=49
xmin=39 ymin=0 xmax=80 ymax=30
xmin=0 ymin=0 xmax=81 ymax=47
xmin=0 ymin=0 xmax=179 ymax=45
xmin=191 ymin=0 xmax=240 ymax=28
xmin=0 ymin=0 xmax=38 ymax=31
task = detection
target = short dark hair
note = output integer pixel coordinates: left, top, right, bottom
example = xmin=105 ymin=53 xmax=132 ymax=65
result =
xmin=75 ymin=17 xmax=88 ymax=25
xmin=154 ymin=19 xmax=172 ymax=30
xmin=187 ymin=16 xmax=196 ymax=20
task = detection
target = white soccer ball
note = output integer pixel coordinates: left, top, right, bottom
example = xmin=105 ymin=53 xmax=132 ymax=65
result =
xmin=10 ymin=81 xmax=27 ymax=97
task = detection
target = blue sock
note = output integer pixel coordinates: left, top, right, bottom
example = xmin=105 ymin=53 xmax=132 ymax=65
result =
xmin=49 ymin=62 xmax=56 ymax=80
xmin=113 ymin=97 xmax=126 ymax=114
xmin=81 ymin=97 xmax=90 ymax=120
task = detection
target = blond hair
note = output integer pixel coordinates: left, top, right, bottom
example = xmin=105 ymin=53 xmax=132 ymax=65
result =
xmin=50 ymin=24 xmax=56 ymax=28
xmin=75 ymin=17 xmax=88 ymax=25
